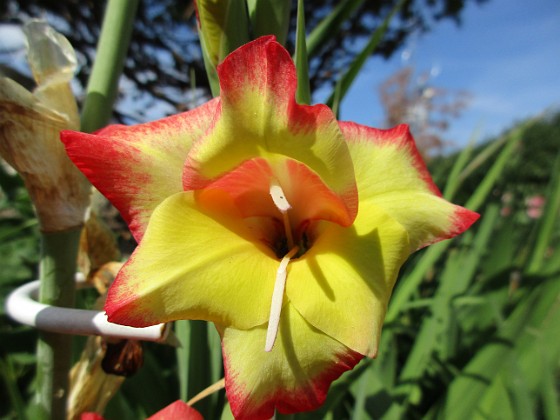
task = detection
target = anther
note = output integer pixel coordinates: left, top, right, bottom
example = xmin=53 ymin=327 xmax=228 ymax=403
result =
xmin=269 ymin=180 xmax=294 ymax=249
xmin=265 ymin=246 xmax=299 ymax=352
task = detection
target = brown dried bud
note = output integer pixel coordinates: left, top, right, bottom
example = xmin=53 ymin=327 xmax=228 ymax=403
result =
xmin=0 ymin=20 xmax=90 ymax=232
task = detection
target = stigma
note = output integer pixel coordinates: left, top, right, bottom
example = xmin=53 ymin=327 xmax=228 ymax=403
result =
xmin=265 ymin=246 xmax=299 ymax=352
xmin=265 ymin=181 xmax=297 ymax=351
xmin=269 ymin=180 xmax=294 ymax=250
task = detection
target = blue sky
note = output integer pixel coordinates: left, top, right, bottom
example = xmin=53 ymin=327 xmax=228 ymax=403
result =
xmin=338 ymin=0 xmax=560 ymax=149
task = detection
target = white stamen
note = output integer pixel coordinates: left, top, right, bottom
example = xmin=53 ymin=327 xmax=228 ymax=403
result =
xmin=269 ymin=181 xmax=294 ymax=249
xmin=265 ymin=246 xmax=299 ymax=352
xmin=270 ymin=182 xmax=291 ymax=212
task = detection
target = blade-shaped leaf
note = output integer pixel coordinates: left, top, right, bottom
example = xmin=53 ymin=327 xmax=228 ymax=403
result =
xmin=295 ymin=0 xmax=310 ymax=104
xmin=247 ymin=0 xmax=291 ymax=46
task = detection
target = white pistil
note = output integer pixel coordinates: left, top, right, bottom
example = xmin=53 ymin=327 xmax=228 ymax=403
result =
xmin=269 ymin=181 xmax=294 ymax=249
xmin=265 ymin=246 xmax=299 ymax=352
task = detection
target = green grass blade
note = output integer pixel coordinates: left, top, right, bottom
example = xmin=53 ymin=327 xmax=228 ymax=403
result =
xmin=196 ymin=0 xmax=250 ymax=97
xmin=0 ymin=356 xmax=28 ymax=420
xmin=0 ymin=218 xmax=38 ymax=242
xmin=442 ymin=127 xmax=480 ymax=200
xmin=456 ymin=129 xmax=509 ymax=186
xmin=525 ymin=148 xmax=560 ymax=274
xmin=504 ymin=364 xmax=536 ymax=420
xmin=395 ymin=205 xmax=499 ymax=402
xmin=187 ymin=321 xmax=212 ymax=415
xmin=295 ymin=0 xmax=310 ymax=104
xmin=464 ymin=121 xmax=532 ymax=212
xmin=540 ymin=361 xmax=560 ymax=420
xmin=175 ymin=320 xmax=215 ymax=416
xmin=219 ymin=0 xmax=250 ymax=62
xmin=350 ymin=333 xmax=401 ymax=418
xmin=442 ymin=275 xmax=560 ymax=418
xmin=247 ymin=0 xmax=291 ymax=46
xmin=331 ymin=77 xmax=343 ymax=118
xmin=175 ymin=320 xmax=189 ymax=401
xmin=199 ymin=34 xmax=220 ymax=97
xmin=386 ymin=242 xmax=446 ymax=323
xmin=206 ymin=325 xmax=225 ymax=419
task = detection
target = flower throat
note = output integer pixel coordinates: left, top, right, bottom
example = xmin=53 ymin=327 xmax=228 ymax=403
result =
xmin=269 ymin=180 xmax=310 ymax=259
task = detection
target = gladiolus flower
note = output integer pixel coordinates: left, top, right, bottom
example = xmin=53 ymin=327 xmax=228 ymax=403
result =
xmin=61 ymin=36 xmax=478 ymax=419
xmin=0 ymin=20 xmax=89 ymax=232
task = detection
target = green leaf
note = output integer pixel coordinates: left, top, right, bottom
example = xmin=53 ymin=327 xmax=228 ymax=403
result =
xmin=175 ymin=320 xmax=189 ymax=401
xmin=331 ymin=77 xmax=343 ymax=119
xmin=199 ymin=34 xmax=221 ymax=97
xmin=525 ymin=147 xmax=560 ymax=274
xmin=396 ymin=204 xmax=500 ymax=401
xmin=464 ymin=121 xmax=534 ymax=212
xmin=247 ymin=0 xmax=292 ymax=46
xmin=0 ymin=356 xmax=29 ymax=420
xmin=175 ymin=320 xmax=214 ymax=417
xmin=219 ymin=0 xmax=250 ymax=61
xmin=442 ymin=275 xmax=560 ymax=419
xmin=196 ymin=0 xmax=250 ymax=97
xmin=540 ymin=359 xmax=560 ymax=420
xmin=294 ymin=0 xmax=310 ymax=104
xmin=442 ymin=127 xmax=480 ymax=200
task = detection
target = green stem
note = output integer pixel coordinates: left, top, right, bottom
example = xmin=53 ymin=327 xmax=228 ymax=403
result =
xmin=80 ymin=0 xmax=139 ymax=133
xmin=35 ymin=228 xmax=82 ymax=419
xmin=294 ymin=0 xmax=311 ymax=105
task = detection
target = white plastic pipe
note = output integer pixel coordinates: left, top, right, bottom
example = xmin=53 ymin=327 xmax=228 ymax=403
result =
xmin=5 ymin=278 xmax=170 ymax=342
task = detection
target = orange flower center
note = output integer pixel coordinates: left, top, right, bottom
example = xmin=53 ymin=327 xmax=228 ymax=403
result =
xmin=192 ymin=157 xmax=355 ymax=351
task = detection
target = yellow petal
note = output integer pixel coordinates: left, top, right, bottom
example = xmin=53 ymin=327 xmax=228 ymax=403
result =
xmin=341 ymin=122 xmax=479 ymax=250
xmin=220 ymin=304 xmax=362 ymax=420
xmin=287 ymin=201 xmax=410 ymax=357
xmin=105 ymin=191 xmax=279 ymax=329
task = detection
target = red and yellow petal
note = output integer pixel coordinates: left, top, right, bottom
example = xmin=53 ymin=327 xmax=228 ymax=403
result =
xmin=340 ymin=122 xmax=479 ymax=251
xmin=183 ymin=37 xmax=358 ymax=221
xmin=219 ymin=304 xmax=363 ymax=420
xmin=286 ymin=200 xmax=410 ymax=358
xmin=61 ymin=98 xmax=219 ymax=242
xmin=147 ymin=400 xmax=203 ymax=420
xmin=105 ymin=190 xmax=279 ymax=329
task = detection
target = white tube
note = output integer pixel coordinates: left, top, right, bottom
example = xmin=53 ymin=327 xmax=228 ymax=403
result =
xmin=5 ymin=279 xmax=170 ymax=343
